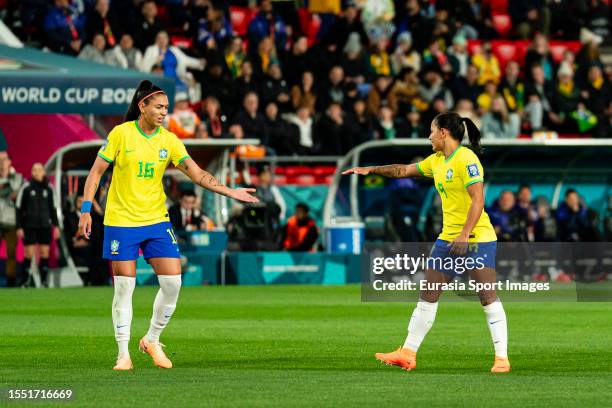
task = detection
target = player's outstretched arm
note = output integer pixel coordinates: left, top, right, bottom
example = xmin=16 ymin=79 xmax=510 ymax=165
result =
xmin=177 ymin=158 xmax=259 ymax=203
xmin=78 ymin=156 xmax=110 ymax=238
xmin=342 ymin=163 xmax=420 ymax=178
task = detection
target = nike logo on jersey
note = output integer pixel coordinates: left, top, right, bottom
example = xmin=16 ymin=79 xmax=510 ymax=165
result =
xmin=125 ymin=149 xmax=135 ymax=154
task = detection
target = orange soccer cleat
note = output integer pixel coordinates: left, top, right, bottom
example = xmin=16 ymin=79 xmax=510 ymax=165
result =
xmin=375 ymin=347 xmax=417 ymax=371
xmin=139 ymin=337 xmax=172 ymax=369
xmin=113 ymin=355 xmax=133 ymax=371
xmin=491 ymin=356 xmax=511 ymax=373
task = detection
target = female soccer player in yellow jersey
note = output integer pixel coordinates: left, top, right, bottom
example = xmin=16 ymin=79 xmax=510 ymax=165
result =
xmin=78 ymin=81 xmax=259 ymax=371
xmin=343 ymin=112 xmax=510 ymax=373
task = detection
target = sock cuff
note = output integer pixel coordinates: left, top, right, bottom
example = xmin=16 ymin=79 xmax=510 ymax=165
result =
xmin=483 ymin=300 xmax=504 ymax=314
xmin=114 ymin=276 xmax=136 ymax=287
xmin=158 ymin=275 xmax=181 ymax=284
xmin=417 ymin=298 xmax=439 ymax=312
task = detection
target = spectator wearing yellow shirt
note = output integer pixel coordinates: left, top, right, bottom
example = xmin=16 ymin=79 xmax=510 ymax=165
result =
xmin=477 ymin=81 xmax=500 ymax=114
xmin=224 ymin=37 xmax=246 ymax=79
xmin=472 ymin=42 xmax=501 ymax=85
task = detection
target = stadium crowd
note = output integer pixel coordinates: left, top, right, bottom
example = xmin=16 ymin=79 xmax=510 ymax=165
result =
xmin=3 ymin=0 xmax=611 ymax=148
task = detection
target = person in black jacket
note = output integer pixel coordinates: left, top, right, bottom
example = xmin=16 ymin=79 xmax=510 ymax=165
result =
xmin=16 ymin=163 xmax=59 ymax=287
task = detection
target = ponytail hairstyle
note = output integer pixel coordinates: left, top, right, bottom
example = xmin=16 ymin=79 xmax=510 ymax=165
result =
xmin=125 ymin=80 xmax=166 ymax=122
xmin=434 ymin=111 xmax=482 ymax=154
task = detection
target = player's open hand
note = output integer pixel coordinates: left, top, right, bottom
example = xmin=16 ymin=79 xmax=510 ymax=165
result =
xmin=448 ymin=235 xmax=469 ymax=255
xmin=229 ymin=187 xmax=259 ymax=203
xmin=342 ymin=167 xmax=372 ymax=176
xmin=78 ymin=212 xmax=92 ymax=240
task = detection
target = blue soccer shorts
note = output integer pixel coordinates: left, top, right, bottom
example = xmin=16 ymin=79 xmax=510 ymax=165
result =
xmin=427 ymin=239 xmax=497 ymax=277
xmin=102 ymin=221 xmax=180 ymax=261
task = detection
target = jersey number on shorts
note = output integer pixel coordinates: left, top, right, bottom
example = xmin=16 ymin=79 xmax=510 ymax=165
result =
xmin=166 ymin=228 xmax=178 ymax=244
xmin=137 ymin=161 xmax=155 ymax=178
xmin=437 ymin=182 xmax=448 ymax=198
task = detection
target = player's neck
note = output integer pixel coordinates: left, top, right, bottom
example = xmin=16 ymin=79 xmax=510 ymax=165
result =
xmin=443 ymin=143 xmax=461 ymax=160
xmin=138 ymin=118 xmax=157 ymax=135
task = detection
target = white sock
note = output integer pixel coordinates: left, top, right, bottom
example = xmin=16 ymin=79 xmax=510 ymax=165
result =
xmin=112 ymin=276 xmax=135 ymax=358
xmin=403 ymin=299 xmax=438 ymax=352
xmin=146 ymin=275 xmax=182 ymax=344
xmin=483 ymin=300 xmax=508 ymax=358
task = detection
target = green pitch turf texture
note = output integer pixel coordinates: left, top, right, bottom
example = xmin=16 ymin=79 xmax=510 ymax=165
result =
xmin=1 ymin=285 xmax=611 ymax=407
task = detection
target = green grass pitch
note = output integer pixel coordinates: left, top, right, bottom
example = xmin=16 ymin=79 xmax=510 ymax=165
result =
xmin=1 ymin=285 xmax=611 ymax=407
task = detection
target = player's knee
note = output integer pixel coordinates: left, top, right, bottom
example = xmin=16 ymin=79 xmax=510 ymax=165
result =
xmin=478 ymin=290 xmax=497 ymax=306
xmin=420 ymin=290 xmax=441 ymax=303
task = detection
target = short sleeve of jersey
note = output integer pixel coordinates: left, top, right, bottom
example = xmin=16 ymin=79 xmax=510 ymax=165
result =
xmin=98 ymin=127 xmax=121 ymax=163
xmin=459 ymin=150 xmax=484 ymax=187
xmin=170 ymin=134 xmax=190 ymax=167
xmin=416 ymin=153 xmax=436 ymax=178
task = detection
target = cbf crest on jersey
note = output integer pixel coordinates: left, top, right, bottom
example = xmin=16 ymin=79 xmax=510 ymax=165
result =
xmin=445 ymin=169 xmax=453 ymax=181
xmin=159 ymin=148 xmax=168 ymax=159
xmin=467 ymin=163 xmax=480 ymax=177
xmin=110 ymin=240 xmax=120 ymax=254
xmin=100 ymin=141 xmax=108 ymax=152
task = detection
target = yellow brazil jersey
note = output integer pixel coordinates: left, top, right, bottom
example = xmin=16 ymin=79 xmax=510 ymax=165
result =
xmin=416 ymin=146 xmax=497 ymax=242
xmin=97 ymin=120 xmax=190 ymax=227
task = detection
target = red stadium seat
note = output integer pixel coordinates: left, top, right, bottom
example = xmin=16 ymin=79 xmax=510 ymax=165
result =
xmin=312 ymin=165 xmax=336 ymax=176
xmin=492 ymin=13 xmax=512 ymax=38
xmin=274 ymin=166 xmax=286 ymax=175
xmin=284 ymin=165 xmax=312 ymax=177
xmin=171 ymin=35 xmax=193 ymax=49
xmin=273 ymin=174 xmax=287 ymax=185
xmin=486 ymin=0 xmax=509 ymax=13
xmin=230 ymin=6 xmax=255 ymax=37
xmin=297 ymin=8 xmax=321 ymax=46
xmin=549 ymin=41 xmax=582 ymax=63
xmin=491 ymin=41 xmax=518 ymax=69
xmin=292 ymin=174 xmax=316 ymax=185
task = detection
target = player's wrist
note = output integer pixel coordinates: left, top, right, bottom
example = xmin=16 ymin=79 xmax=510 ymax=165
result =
xmin=81 ymin=200 xmax=92 ymax=213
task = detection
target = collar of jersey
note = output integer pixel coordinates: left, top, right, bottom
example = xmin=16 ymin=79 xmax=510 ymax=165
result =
xmin=134 ymin=120 xmax=160 ymax=139
xmin=444 ymin=145 xmax=462 ymax=163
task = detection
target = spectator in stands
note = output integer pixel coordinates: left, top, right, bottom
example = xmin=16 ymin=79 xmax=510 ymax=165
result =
xmin=199 ymin=54 xmax=236 ymax=113
xmin=247 ymin=0 xmax=288 ymax=54
xmin=225 ymin=36 xmax=246 ymax=79
xmin=481 ymin=96 xmax=520 ymax=139
xmin=477 ymin=80 xmax=500 ymax=114
xmin=525 ymin=34 xmax=556 ymax=82
xmin=556 ymin=189 xmax=590 ymax=242
xmin=327 ymin=1 xmax=368 ymax=49
xmin=200 ymin=96 xmax=228 ymax=139
xmin=373 ymin=106 xmax=399 ymax=140
xmin=488 ymin=190 xmax=523 ymax=242
xmin=390 ymin=31 xmax=421 ymax=75
xmin=291 ymin=71 xmax=317 ymax=115
xmin=16 ymin=163 xmax=59 ymax=287
xmin=252 ymin=36 xmax=280 ymax=77
xmin=254 ymin=166 xmax=286 ymax=222
xmin=284 ymin=36 xmax=311 ymax=86
xmin=396 ymin=0 xmax=434 ymax=52
xmin=105 ymin=33 xmax=143 ymax=70
xmin=43 ymin=0 xmax=86 ymax=55
xmin=134 ymin=0 xmax=163 ymax=51
xmin=558 ymin=50 xmax=577 ymax=81
xmin=447 ymin=35 xmax=470 ymax=78
xmin=63 ymin=194 xmax=104 ymax=285
xmin=581 ymin=65 xmax=611 ymax=138
xmin=471 ymin=42 xmax=501 ymax=85
xmin=451 ymin=64 xmax=482 ymax=105
xmin=514 ymin=184 xmax=539 ymax=242
xmin=419 ymin=67 xmax=454 ymax=109
xmin=366 ymin=75 xmax=393 ymax=115
xmin=166 ymin=92 xmax=201 ymax=139
xmin=77 ymin=33 xmax=107 ymax=64
xmin=499 ymin=61 xmax=526 ymax=117
xmin=510 ymin=0 xmax=551 ymax=39
xmin=285 ymin=105 xmax=315 ymax=155
xmin=0 ymin=152 xmax=23 ymax=287
xmin=346 ymin=99 xmax=374 ymax=143
xmin=576 ymin=31 xmax=604 ymax=81
xmin=282 ymin=203 xmax=318 ymax=252
xmin=318 ymin=65 xmax=347 ymax=110
xmin=553 ymin=64 xmax=580 ymax=133
xmin=388 ymin=67 xmax=426 ymax=117
xmin=315 ymin=102 xmax=351 ymax=155
xmin=341 ymin=32 xmax=369 ymax=85
xmin=422 ymin=39 xmax=449 ymax=73
xmin=262 ymin=102 xmax=299 ymax=155
xmin=234 ymin=60 xmax=260 ymax=106
xmin=525 ymin=64 xmax=556 ymax=130
xmin=455 ymin=98 xmax=481 ymax=130
xmin=169 ymin=190 xmax=214 ymax=234
xmin=397 ymin=108 xmax=426 ymax=139
xmin=194 ymin=5 xmax=232 ymax=51
xmin=141 ymin=30 xmax=205 ymax=96
xmin=86 ymin=0 xmax=119 ymax=47
xmin=583 ymin=1 xmax=610 ymax=43
xmin=261 ymin=62 xmax=291 ymax=112
xmin=368 ymin=37 xmax=392 ymax=78
xmin=233 ymin=92 xmax=269 ymax=147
